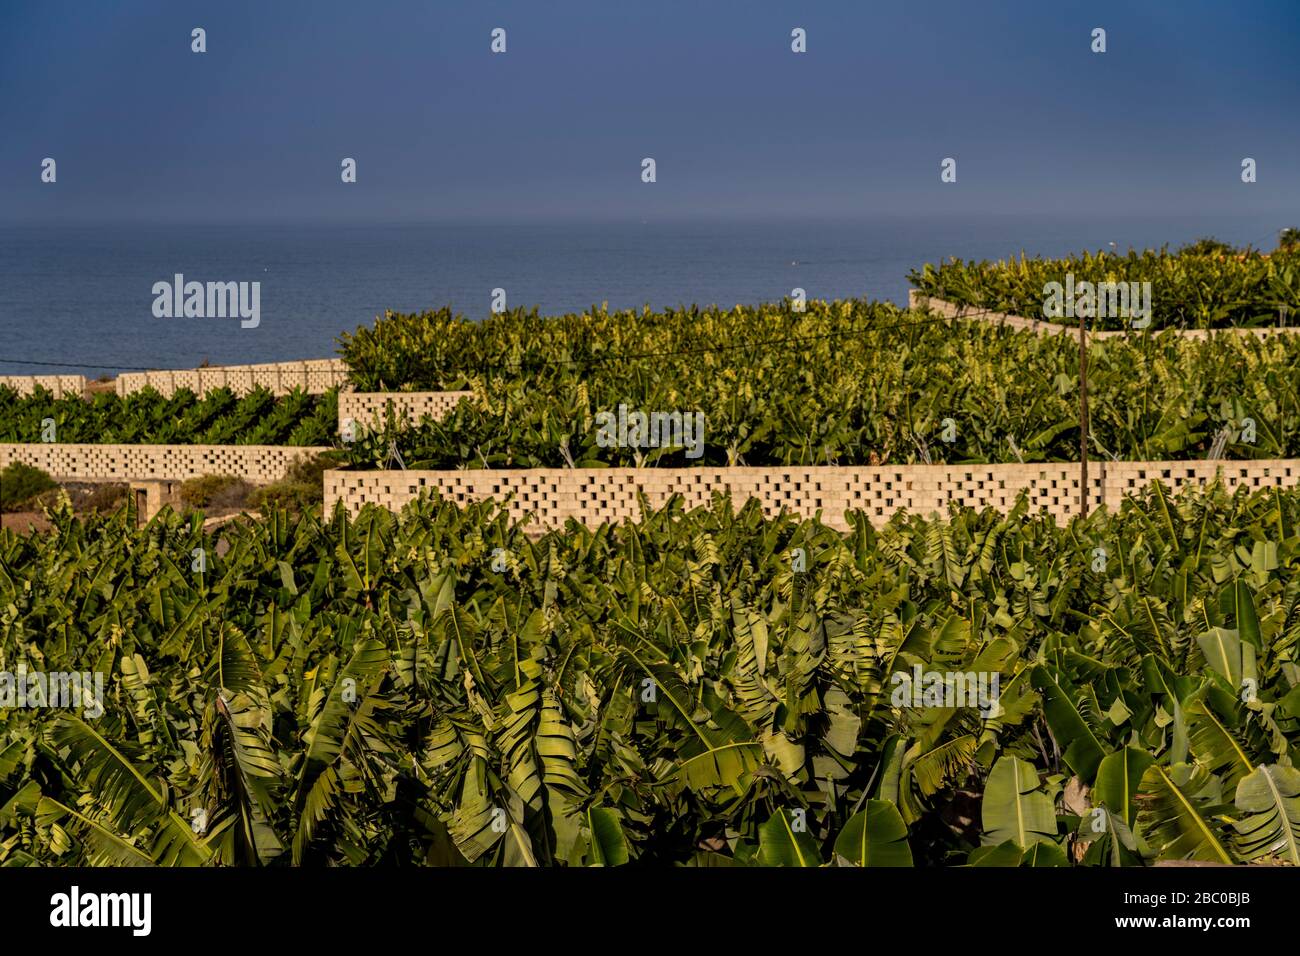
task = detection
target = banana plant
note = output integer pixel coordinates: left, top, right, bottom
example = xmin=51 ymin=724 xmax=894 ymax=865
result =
xmin=1 ymin=482 xmax=1297 ymax=866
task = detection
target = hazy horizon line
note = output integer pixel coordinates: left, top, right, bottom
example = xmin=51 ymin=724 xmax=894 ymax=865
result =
xmin=2 ymin=210 xmax=1293 ymax=228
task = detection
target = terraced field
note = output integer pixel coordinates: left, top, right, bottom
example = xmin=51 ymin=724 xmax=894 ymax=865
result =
xmin=3 ymin=254 xmax=1299 ymax=868
xmin=907 ymin=242 xmax=1300 ymax=331
xmin=340 ymin=301 xmax=1300 ymax=469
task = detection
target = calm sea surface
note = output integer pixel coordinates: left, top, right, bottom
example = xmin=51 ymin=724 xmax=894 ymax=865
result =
xmin=0 ymin=215 xmax=1283 ymax=377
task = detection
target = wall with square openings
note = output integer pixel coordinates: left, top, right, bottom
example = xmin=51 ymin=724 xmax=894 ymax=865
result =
xmin=112 ymin=359 xmax=349 ymax=398
xmin=0 ymin=443 xmax=331 ymax=484
xmin=337 ymin=390 xmax=475 ymax=437
xmin=323 ymin=458 xmax=1300 ymax=530
xmin=0 ymin=375 xmax=86 ymax=399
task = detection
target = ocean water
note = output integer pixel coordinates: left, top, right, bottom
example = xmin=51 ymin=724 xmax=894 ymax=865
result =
xmin=0 ymin=215 xmax=1284 ymax=377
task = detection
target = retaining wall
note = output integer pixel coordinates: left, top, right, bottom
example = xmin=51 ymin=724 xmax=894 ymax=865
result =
xmin=0 ymin=443 xmax=331 ymax=484
xmin=113 ymin=359 xmax=349 ymax=398
xmin=0 ymin=375 xmax=87 ymax=399
xmin=1 ymin=361 xmax=349 ymax=401
xmin=337 ymin=390 xmax=476 ymax=437
xmin=323 ymin=458 xmax=1300 ymax=530
xmin=908 ymin=291 xmax=1297 ymax=340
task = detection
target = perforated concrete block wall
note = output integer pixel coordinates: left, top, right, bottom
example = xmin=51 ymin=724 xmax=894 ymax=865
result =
xmin=0 ymin=375 xmax=86 ymax=399
xmin=0 ymin=443 xmax=331 ymax=483
xmin=323 ymin=459 xmax=1300 ymax=530
xmin=113 ymin=360 xmax=349 ymax=397
xmin=1102 ymin=460 xmax=1299 ymax=498
xmin=337 ymin=391 xmax=476 ymax=436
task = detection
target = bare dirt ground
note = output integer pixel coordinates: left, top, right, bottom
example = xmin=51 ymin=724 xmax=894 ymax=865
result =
xmin=0 ymin=510 xmax=53 ymax=533
xmin=2 ymin=480 xmax=129 ymax=534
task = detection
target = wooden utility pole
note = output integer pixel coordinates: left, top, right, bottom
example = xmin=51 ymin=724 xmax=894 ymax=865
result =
xmin=1079 ymin=307 xmax=1089 ymax=516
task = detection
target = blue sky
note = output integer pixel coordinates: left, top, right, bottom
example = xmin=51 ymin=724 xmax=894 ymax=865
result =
xmin=2 ymin=0 xmax=1297 ymax=223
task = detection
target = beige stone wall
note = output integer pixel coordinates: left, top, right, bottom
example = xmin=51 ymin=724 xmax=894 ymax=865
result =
xmin=908 ymin=291 xmax=1297 ymax=340
xmin=0 ymin=443 xmax=331 ymax=484
xmin=0 ymin=375 xmax=86 ymax=399
xmin=113 ymin=359 xmax=348 ymax=398
xmin=324 ymin=459 xmax=1300 ymax=529
xmin=337 ymin=390 xmax=475 ymax=437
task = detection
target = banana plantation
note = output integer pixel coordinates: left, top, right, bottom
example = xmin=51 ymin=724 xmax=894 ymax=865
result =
xmin=908 ymin=244 xmax=1300 ymax=331
xmin=340 ymin=301 xmax=1300 ymax=469
xmin=2 ymin=481 xmax=1297 ymax=866
xmin=0 ymin=385 xmax=337 ymax=447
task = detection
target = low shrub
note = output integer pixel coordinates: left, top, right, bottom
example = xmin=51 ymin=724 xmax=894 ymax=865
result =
xmin=287 ymin=450 xmax=343 ymax=485
xmin=248 ymin=452 xmax=342 ymax=513
xmin=250 ymin=480 xmax=319 ymax=512
xmin=0 ymin=462 xmax=58 ymax=510
xmin=81 ymin=482 xmax=129 ymax=513
xmin=179 ymin=474 xmax=252 ymax=510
